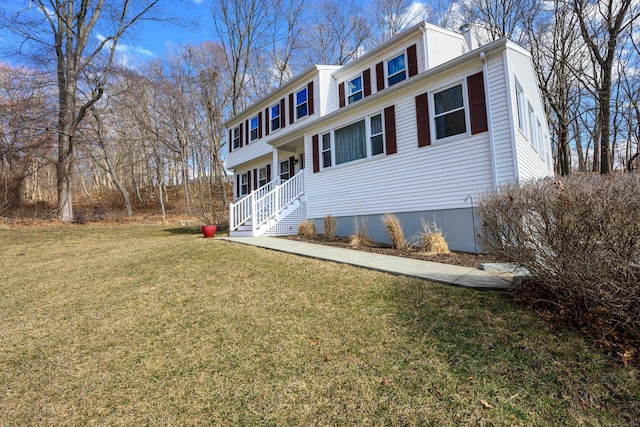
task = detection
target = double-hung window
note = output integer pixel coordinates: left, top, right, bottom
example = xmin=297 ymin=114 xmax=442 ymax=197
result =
xmin=271 ymin=104 xmax=280 ymax=132
xmin=322 ymin=133 xmax=332 ymax=168
xmin=296 ymin=88 xmax=308 ymax=119
xmin=250 ymin=115 xmax=259 ymax=141
xmin=258 ymin=166 xmax=268 ymax=187
xmin=347 ymin=76 xmax=363 ymax=104
xmin=240 ymin=173 xmax=248 ymax=196
xmin=387 ymin=53 xmax=407 ymax=87
xmin=232 ymin=126 xmax=240 ymax=150
xmin=433 ymin=83 xmax=467 ymax=140
xmin=370 ymin=114 xmax=384 ymax=156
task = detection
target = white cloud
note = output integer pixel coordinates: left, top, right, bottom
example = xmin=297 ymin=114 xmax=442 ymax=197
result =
xmin=96 ymin=34 xmax=154 ymax=57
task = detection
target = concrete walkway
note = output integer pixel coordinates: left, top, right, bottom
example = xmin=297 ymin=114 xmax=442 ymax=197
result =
xmin=220 ymin=236 xmax=511 ymax=290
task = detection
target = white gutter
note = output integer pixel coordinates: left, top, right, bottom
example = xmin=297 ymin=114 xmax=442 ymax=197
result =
xmin=481 ymin=51 xmax=498 ymax=189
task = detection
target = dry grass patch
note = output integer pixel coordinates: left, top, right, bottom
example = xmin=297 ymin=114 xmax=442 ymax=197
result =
xmin=0 ymin=225 xmax=638 ymax=426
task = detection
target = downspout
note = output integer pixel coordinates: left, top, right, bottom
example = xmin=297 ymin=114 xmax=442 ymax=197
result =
xmin=420 ymin=24 xmax=429 ymax=70
xmin=481 ymin=52 xmax=498 ymax=189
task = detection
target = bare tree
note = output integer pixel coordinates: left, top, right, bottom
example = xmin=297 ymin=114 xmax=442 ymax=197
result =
xmin=457 ymin=0 xmax=542 ymax=44
xmin=210 ymin=0 xmax=274 ymax=115
xmin=572 ymin=0 xmax=640 ymax=174
xmin=300 ymin=0 xmax=371 ymax=65
xmin=526 ymin=0 xmax=580 ymax=175
xmin=1 ymin=0 xmax=159 ymax=221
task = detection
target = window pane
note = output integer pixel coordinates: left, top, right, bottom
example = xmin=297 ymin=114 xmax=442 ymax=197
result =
xmin=322 ymin=151 xmax=332 ymax=168
xmin=296 ymin=88 xmax=306 ymax=105
xmin=348 ymin=92 xmax=363 ymax=104
xmin=322 ymin=133 xmax=331 ymax=150
xmin=370 ymin=114 xmax=382 ymax=135
xmin=434 ymin=85 xmax=463 ymax=115
xmin=388 ymin=54 xmax=405 ymax=76
xmin=297 ymin=103 xmax=307 ymax=118
xmin=435 ymin=110 xmax=466 ymax=139
xmin=371 ymin=135 xmax=384 ymax=156
xmin=271 ymin=105 xmax=279 ymax=119
xmin=348 ymin=77 xmax=361 ymax=95
xmin=335 ymin=120 xmax=366 ymax=165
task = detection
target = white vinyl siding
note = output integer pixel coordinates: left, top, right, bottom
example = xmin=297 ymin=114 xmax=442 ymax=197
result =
xmin=227 ymin=72 xmax=327 ymax=169
xmin=305 ymin=66 xmax=495 ymax=219
xmin=506 ymin=47 xmax=554 ymax=180
xmin=424 ymin=26 xmax=468 ymax=69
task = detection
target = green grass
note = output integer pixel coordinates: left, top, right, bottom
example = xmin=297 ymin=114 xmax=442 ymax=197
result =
xmin=0 ymin=224 xmax=638 ymax=426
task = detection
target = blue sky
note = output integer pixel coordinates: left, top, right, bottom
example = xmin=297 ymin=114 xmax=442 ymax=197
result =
xmin=0 ymin=0 xmax=215 ymax=67
xmin=129 ymin=0 xmax=213 ymax=60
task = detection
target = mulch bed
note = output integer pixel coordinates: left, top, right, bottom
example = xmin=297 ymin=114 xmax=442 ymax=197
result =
xmin=282 ymin=234 xmax=505 ymax=269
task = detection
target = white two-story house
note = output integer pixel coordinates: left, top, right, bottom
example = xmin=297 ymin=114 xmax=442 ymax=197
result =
xmin=225 ymin=22 xmax=553 ymax=252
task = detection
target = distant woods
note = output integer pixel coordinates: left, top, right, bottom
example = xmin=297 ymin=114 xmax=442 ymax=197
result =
xmin=0 ymin=0 xmax=639 ymax=220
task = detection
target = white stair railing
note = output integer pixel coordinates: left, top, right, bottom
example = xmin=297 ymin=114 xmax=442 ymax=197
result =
xmin=229 ymin=179 xmax=280 ymax=231
xmin=253 ymin=170 xmax=304 ymax=231
xmin=229 ymin=173 xmax=303 ymax=233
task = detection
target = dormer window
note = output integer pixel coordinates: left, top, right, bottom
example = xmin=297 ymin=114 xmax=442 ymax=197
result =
xmin=347 ymin=76 xmax=363 ymax=104
xmin=296 ymin=88 xmax=308 ymax=119
xmin=250 ymin=115 xmax=259 ymax=141
xmin=271 ymin=104 xmax=280 ymax=132
xmin=387 ymin=53 xmax=407 ymax=87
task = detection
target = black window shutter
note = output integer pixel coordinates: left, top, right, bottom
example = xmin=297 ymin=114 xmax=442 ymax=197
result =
xmin=384 ymin=105 xmax=397 ymax=155
xmin=363 ymin=68 xmax=371 ymax=97
xmin=247 ymin=170 xmax=252 ymax=193
xmin=253 ymin=168 xmax=258 ymax=189
xmin=266 ymin=164 xmax=271 ymax=182
xmin=407 ymin=44 xmax=418 ymax=77
xmin=338 ymin=82 xmax=345 ymax=108
xmin=236 ymin=175 xmax=240 ymax=197
xmin=228 ymin=128 xmax=233 ymax=152
xmin=289 ymin=93 xmax=294 ymax=124
xmin=265 ymin=108 xmax=270 ymax=136
xmin=239 ymin=122 xmax=244 ymax=147
xmin=245 ymin=119 xmax=249 ymax=145
xmin=258 ymin=112 xmax=263 ymax=139
xmin=415 ymin=93 xmax=431 ymax=147
xmin=376 ymin=62 xmax=385 ymax=92
xmin=280 ymin=98 xmax=286 ymax=128
xmin=312 ymin=134 xmax=320 ymax=173
xmin=467 ymin=71 xmax=488 ymax=134
xmin=308 ymin=81 xmax=314 ymax=115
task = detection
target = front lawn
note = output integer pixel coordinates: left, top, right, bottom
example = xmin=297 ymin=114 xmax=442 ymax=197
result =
xmin=0 ymin=225 xmax=637 ymax=425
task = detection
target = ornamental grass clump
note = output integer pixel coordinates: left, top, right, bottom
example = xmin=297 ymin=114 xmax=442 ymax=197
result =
xmin=298 ymin=220 xmax=316 ymax=237
xmin=420 ymin=219 xmax=450 ymax=255
xmin=323 ymin=215 xmax=337 ymax=240
xmin=382 ymin=213 xmax=406 ymax=250
xmin=350 ymin=217 xmax=372 ymax=247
